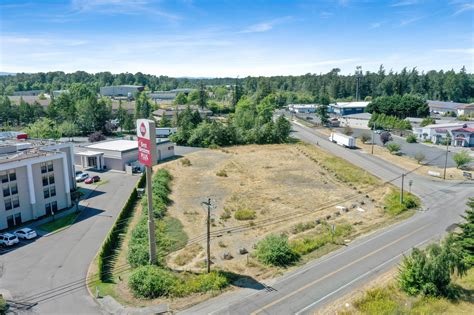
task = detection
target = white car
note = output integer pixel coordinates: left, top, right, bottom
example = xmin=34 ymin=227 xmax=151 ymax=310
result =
xmin=14 ymin=228 xmax=37 ymax=240
xmin=0 ymin=233 xmax=19 ymax=246
xmin=75 ymin=173 xmax=89 ymax=182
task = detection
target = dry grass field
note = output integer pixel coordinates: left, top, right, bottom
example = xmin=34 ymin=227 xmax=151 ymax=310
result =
xmin=163 ymin=143 xmax=406 ymax=279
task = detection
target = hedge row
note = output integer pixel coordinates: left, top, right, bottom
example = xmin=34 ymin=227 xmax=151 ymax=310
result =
xmin=127 ymin=169 xmax=173 ymax=267
xmin=97 ymin=173 xmax=145 ymax=282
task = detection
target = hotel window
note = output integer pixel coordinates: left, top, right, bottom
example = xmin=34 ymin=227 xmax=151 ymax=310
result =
xmin=8 ymin=171 xmax=16 ymax=181
xmin=12 ymin=196 xmax=19 ymax=208
xmin=41 ymin=163 xmax=47 ymax=174
xmin=47 ymin=161 xmax=54 ymax=172
xmin=0 ymin=172 xmax=8 ymax=183
xmin=45 ymin=202 xmax=51 ymax=214
xmin=42 ymin=176 xmax=49 ymax=186
xmin=3 ymin=184 xmax=10 ymax=197
xmin=10 ymin=183 xmax=18 ymax=195
xmin=52 ymin=201 xmax=58 ymax=212
xmin=4 ymin=198 xmax=12 ymax=211
xmin=50 ymin=186 xmax=56 ymax=197
xmin=43 ymin=188 xmax=50 ymax=199
xmin=49 ymin=174 xmax=55 ymax=185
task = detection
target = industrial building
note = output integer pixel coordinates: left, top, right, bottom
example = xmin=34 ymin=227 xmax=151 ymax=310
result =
xmin=427 ymin=100 xmax=474 ymax=116
xmin=339 ymin=112 xmax=372 ymax=129
xmin=0 ymin=139 xmax=75 ymax=230
xmin=75 ymin=139 xmax=175 ymax=172
xmin=288 ymin=104 xmax=318 ymax=113
xmin=329 ymin=102 xmax=370 ymax=116
xmin=99 ymin=85 xmax=144 ymax=98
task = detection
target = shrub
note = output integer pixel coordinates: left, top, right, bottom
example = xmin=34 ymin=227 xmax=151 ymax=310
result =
xmin=420 ymin=117 xmax=435 ymax=127
xmin=384 ymin=189 xmax=420 ymax=216
xmin=128 ymin=266 xmax=178 ymax=298
xmin=181 ymin=158 xmax=192 ymax=166
xmin=255 ymin=234 xmax=300 ymax=267
xmin=234 ymin=209 xmax=256 ymax=220
xmin=354 ymin=287 xmax=401 ymax=314
xmin=414 ymin=152 xmax=425 ymax=164
xmin=290 ymin=221 xmax=316 ymax=234
xmin=290 ymin=224 xmax=352 ymax=255
xmin=220 ymin=208 xmax=231 ymax=220
xmin=380 ymin=131 xmax=392 ymax=145
xmin=406 ymin=134 xmax=417 ymax=143
xmin=453 ymin=150 xmax=473 ymax=169
xmin=88 ymin=131 xmax=106 ymax=142
xmin=360 ymin=132 xmax=371 ymax=144
xmin=216 ymin=169 xmax=228 ymax=177
xmin=343 ymin=125 xmax=353 ymax=136
xmin=387 ymin=143 xmax=401 ymax=154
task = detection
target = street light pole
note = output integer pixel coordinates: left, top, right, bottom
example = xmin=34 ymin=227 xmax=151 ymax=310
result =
xmin=443 ymin=136 xmax=450 ymax=180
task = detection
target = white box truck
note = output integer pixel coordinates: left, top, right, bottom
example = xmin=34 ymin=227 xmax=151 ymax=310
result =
xmin=155 ymin=127 xmax=177 ymax=138
xmin=329 ymin=132 xmax=356 ymax=148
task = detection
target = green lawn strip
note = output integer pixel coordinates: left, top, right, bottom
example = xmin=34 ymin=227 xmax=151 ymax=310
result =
xmin=383 ymin=188 xmax=420 ymax=216
xmin=38 ymin=212 xmax=80 ymax=233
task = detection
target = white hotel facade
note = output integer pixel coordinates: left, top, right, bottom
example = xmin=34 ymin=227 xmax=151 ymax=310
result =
xmin=0 ymin=142 xmax=75 ymax=230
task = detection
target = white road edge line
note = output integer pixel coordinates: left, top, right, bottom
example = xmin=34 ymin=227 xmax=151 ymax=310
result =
xmin=294 ymin=238 xmax=433 ymax=315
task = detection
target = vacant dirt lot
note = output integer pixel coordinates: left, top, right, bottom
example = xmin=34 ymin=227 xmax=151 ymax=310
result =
xmin=163 ymin=144 xmax=400 ymax=279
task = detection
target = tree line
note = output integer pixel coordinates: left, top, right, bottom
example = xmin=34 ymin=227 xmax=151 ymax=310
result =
xmin=1 ymin=66 xmax=472 ymax=103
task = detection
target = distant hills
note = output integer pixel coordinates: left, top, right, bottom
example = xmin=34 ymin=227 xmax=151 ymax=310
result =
xmin=0 ymin=72 xmax=16 ymax=76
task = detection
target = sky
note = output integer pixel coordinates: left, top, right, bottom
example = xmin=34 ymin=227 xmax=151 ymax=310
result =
xmin=0 ymin=0 xmax=473 ymax=77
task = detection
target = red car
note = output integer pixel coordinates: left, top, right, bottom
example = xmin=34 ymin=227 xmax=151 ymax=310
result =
xmin=84 ymin=175 xmax=100 ymax=184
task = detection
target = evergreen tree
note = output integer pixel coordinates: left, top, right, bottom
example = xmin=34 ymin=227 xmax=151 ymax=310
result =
xmin=457 ymin=198 xmax=474 ymax=267
xmin=198 ymin=81 xmax=208 ymax=109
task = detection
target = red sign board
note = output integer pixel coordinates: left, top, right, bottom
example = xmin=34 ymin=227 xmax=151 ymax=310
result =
xmin=136 ymin=119 xmax=157 ymax=167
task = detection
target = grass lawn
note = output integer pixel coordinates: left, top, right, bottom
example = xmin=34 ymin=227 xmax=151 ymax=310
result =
xmin=38 ymin=212 xmax=80 ymax=233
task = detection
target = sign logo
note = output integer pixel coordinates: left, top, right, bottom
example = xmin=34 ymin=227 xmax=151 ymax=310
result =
xmin=140 ymin=122 xmax=146 ymax=136
xmin=136 ymin=119 xmax=157 ymax=167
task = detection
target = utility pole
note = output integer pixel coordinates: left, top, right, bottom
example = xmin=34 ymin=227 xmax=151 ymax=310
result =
xmin=201 ymin=198 xmax=212 ymax=273
xmin=400 ymin=173 xmax=405 ymax=204
xmin=443 ymin=136 xmax=450 ymax=180
xmin=355 ymin=66 xmax=362 ymax=101
xmin=371 ymin=122 xmax=375 ymax=155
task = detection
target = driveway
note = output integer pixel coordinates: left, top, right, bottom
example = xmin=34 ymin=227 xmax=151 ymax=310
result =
xmin=1 ymin=170 xmax=140 ymax=314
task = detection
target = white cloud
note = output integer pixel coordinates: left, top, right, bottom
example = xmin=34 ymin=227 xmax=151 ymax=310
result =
xmin=239 ymin=16 xmax=293 ymax=34
xmin=435 ymin=48 xmax=474 ymax=55
xmin=390 ymin=1 xmax=418 ymax=7
xmin=369 ymin=22 xmax=382 ymax=29
xmin=453 ymin=3 xmax=474 ymax=15
xmin=70 ymin=0 xmax=179 ymax=20
xmin=399 ymin=16 xmax=422 ymax=26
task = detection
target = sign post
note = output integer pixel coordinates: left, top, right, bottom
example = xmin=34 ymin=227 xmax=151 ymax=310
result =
xmin=137 ymin=119 xmax=158 ymax=264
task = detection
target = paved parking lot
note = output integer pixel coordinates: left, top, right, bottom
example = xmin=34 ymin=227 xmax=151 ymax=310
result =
xmin=1 ymin=169 xmax=140 ymax=314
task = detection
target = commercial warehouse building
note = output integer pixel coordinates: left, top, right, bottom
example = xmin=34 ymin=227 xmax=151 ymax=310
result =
xmin=75 ymin=139 xmax=175 ymax=172
xmin=0 ymin=140 xmax=75 ymax=230
xmin=428 ymin=100 xmax=474 ymax=116
xmin=99 ymin=85 xmax=144 ymax=98
xmin=329 ymin=102 xmax=370 ymax=116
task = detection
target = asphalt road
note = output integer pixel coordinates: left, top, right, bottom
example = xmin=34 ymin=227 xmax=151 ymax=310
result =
xmin=180 ymin=120 xmax=473 ymax=315
xmin=1 ymin=171 xmax=140 ymax=314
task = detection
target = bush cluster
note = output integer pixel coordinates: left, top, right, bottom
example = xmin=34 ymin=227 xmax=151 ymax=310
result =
xmin=234 ymin=209 xmax=256 ymax=220
xmin=255 ymin=234 xmax=300 ymax=267
xmin=127 ymin=169 xmax=174 ymax=267
xmin=290 ymin=224 xmax=352 ymax=255
xmin=384 ymin=189 xmax=420 ymax=216
xmin=406 ymin=134 xmax=417 ymax=143
xmin=128 ymin=266 xmax=229 ymax=298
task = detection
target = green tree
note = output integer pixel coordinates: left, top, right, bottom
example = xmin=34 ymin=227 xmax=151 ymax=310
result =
xmin=115 ymin=101 xmax=127 ymax=130
xmin=399 ymin=236 xmax=467 ymax=297
xmin=232 ymin=79 xmax=243 ymax=107
xmin=273 ymin=115 xmax=292 ymax=143
xmin=317 ymin=105 xmax=329 ymax=125
xmin=76 ymin=96 xmax=111 ymax=134
xmin=453 ymin=150 xmax=473 ymax=169
xmin=18 ymin=98 xmax=33 ymax=125
xmin=174 ymin=92 xmax=188 ymax=105
xmin=414 ymin=152 xmax=425 ymax=164
xmin=420 ymin=117 xmax=435 ymax=127
xmin=123 ymin=113 xmax=134 ymax=132
xmin=406 ymin=134 xmax=417 ymax=143
xmin=255 ymin=234 xmax=300 ymax=267
xmin=158 ymin=115 xmax=172 ymax=128
xmin=198 ymin=81 xmax=208 ymax=109
xmin=134 ymin=92 xmax=152 ymax=119
xmin=456 ymin=198 xmax=474 ymax=267
xmin=58 ymin=121 xmax=79 ymax=141
xmin=25 ymin=118 xmax=60 ymax=139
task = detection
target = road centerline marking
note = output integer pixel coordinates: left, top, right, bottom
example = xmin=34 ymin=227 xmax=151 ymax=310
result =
xmin=250 ymin=223 xmax=429 ymax=315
